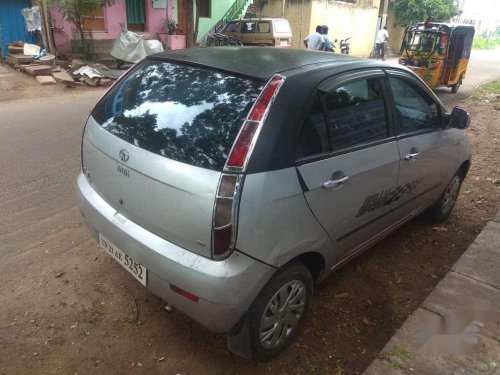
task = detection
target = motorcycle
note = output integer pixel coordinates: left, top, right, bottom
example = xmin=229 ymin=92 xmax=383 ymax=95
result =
xmin=339 ymin=37 xmax=351 ymax=54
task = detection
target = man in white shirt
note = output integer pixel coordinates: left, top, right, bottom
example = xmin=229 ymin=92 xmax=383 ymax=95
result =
xmin=304 ymin=25 xmax=325 ymax=51
xmin=375 ymin=25 xmax=389 ymax=60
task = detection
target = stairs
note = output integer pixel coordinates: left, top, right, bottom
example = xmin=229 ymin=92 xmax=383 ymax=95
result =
xmin=201 ymin=0 xmax=254 ymax=43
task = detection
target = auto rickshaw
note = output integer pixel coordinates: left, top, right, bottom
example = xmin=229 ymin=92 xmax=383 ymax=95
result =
xmin=398 ymin=22 xmax=475 ymax=93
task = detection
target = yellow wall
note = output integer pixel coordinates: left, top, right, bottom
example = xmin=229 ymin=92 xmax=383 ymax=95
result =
xmin=386 ymin=6 xmax=405 ymax=55
xmin=260 ymin=0 xmax=312 ymax=49
xmin=310 ymin=0 xmax=381 ymax=57
xmin=260 ymin=0 xmax=381 ymax=55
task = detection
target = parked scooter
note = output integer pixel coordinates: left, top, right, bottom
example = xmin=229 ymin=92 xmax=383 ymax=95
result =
xmin=339 ymin=37 xmax=351 ymax=54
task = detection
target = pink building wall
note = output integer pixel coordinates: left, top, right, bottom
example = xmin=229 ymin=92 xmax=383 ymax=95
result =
xmin=51 ymin=0 xmax=173 ymax=53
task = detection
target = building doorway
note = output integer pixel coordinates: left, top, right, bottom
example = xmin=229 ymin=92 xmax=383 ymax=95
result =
xmin=126 ymin=0 xmax=146 ymax=31
xmin=177 ymin=0 xmax=187 ymax=34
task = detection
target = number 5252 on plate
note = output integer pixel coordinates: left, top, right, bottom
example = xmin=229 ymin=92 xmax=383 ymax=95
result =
xmin=99 ymin=234 xmax=147 ymax=286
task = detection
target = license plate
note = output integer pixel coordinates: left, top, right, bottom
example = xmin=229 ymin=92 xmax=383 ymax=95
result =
xmin=280 ymin=40 xmax=289 ymax=46
xmin=99 ymin=234 xmax=147 ymax=286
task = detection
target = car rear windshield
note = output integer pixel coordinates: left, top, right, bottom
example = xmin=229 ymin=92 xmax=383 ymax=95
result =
xmin=91 ymin=60 xmax=264 ymax=171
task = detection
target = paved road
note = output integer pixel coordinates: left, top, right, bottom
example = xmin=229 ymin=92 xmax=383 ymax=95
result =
xmin=435 ymin=49 xmax=500 ymax=104
xmin=0 ymin=49 xmax=498 ymax=373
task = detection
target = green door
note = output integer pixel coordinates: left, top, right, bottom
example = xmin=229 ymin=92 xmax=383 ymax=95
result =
xmin=126 ymin=0 xmax=145 ymax=31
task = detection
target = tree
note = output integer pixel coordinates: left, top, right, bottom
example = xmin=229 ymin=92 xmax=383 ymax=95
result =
xmin=391 ymin=0 xmax=460 ymax=26
xmin=47 ymin=0 xmax=116 ymax=56
xmin=165 ymin=0 xmax=200 ymax=47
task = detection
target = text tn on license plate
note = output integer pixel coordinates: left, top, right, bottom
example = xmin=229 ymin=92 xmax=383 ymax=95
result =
xmin=99 ymin=234 xmax=147 ymax=286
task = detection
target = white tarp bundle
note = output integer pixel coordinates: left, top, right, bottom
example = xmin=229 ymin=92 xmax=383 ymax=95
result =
xmin=110 ymin=30 xmax=164 ymax=63
xmin=22 ymin=6 xmax=42 ymax=32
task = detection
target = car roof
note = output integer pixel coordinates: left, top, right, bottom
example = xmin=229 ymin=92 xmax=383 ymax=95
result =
xmin=413 ymin=22 xmax=475 ymax=33
xmin=149 ymin=47 xmax=388 ymax=81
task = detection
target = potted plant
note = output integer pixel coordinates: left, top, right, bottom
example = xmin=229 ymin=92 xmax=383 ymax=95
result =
xmin=165 ymin=18 xmax=186 ymax=50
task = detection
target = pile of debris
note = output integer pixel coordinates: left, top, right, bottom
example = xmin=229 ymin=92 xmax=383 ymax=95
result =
xmin=5 ymin=41 xmax=123 ymax=87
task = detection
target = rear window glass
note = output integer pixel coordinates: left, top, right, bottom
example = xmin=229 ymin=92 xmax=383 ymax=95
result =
xmin=92 ymin=60 xmax=264 ymax=171
xmin=274 ymin=20 xmax=291 ymax=33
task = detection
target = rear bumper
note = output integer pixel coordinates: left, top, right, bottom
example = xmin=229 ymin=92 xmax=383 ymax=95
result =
xmin=76 ymin=173 xmax=275 ymax=334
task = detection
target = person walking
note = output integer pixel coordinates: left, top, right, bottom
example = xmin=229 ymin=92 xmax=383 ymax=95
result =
xmin=304 ymin=25 xmax=325 ymax=51
xmin=375 ymin=25 xmax=389 ymax=60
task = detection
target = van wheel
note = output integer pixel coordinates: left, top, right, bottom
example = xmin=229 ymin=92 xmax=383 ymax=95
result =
xmin=227 ymin=262 xmax=313 ymax=361
xmin=428 ymin=170 xmax=463 ymax=222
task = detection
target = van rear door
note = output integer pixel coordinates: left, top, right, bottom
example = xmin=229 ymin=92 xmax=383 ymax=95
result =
xmin=82 ymin=59 xmax=263 ymax=257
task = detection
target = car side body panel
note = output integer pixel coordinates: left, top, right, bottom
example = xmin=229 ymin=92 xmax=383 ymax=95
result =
xmin=236 ymin=167 xmax=334 ymax=275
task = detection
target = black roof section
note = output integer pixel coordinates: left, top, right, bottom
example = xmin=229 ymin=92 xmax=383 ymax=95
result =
xmin=413 ymin=22 xmax=476 ymax=34
xmin=148 ymin=47 xmax=386 ymax=80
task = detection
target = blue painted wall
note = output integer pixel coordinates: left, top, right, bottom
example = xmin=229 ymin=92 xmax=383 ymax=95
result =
xmin=0 ymin=0 xmax=34 ymax=56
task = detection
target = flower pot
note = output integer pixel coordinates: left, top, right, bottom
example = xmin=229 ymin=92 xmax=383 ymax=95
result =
xmin=165 ymin=34 xmax=186 ymax=50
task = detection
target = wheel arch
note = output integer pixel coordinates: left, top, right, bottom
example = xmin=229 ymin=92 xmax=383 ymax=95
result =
xmin=293 ymin=251 xmax=326 ymax=282
xmin=459 ymin=159 xmax=471 ymax=179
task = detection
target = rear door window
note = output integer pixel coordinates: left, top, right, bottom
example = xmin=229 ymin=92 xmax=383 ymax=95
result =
xmin=323 ymin=78 xmax=389 ymax=151
xmin=296 ymin=94 xmax=329 ymax=158
xmin=92 ymin=60 xmax=263 ymax=171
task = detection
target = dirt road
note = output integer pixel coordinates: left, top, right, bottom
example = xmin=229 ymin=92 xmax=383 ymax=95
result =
xmin=0 ymin=76 xmax=499 ymax=373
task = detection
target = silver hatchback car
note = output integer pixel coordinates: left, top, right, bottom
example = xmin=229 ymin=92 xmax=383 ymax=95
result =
xmin=77 ymin=48 xmax=471 ymax=361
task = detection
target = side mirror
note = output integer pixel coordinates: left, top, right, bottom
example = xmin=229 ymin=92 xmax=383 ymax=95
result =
xmin=450 ymin=107 xmax=471 ymax=129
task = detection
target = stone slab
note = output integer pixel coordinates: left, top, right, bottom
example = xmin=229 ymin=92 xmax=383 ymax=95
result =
xmin=6 ymin=54 xmax=33 ymax=65
xmin=23 ymin=65 xmax=52 ymax=76
xmin=35 ymin=76 xmax=57 ymax=86
xmin=52 ymin=71 xmax=75 ymax=84
xmin=8 ymin=45 xmax=24 ymax=55
xmin=364 ymin=215 xmax=500 ymax=375
xmin=364 ymin=306 xmax=500 ymax=375
xmin=422 ymin=271 xmax=500 ymax=340
xmin=451 ymin=222 xmax=500 ymax=288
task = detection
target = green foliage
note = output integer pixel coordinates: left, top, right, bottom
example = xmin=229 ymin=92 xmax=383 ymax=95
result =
xmin=391 ymin=0 xmax=460 ymax=26
xmin=472 ymin=36 xmax=500 ymax=50
xmin=471 ymin=80 xmax=500 ymax=100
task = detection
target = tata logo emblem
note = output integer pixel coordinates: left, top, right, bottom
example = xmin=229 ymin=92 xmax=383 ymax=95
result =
xmin=119 ymin=149 xmax=129 ymax=162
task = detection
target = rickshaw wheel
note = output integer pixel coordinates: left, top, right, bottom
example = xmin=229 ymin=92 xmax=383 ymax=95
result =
xmin=451 ymin=76 xmax=463 ymax=93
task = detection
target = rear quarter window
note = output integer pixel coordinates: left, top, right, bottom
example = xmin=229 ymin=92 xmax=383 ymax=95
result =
xmin=274 ymin=20 xmax=291 ymax=33
xmin=92 ymin=60 xmax=264 ymax=171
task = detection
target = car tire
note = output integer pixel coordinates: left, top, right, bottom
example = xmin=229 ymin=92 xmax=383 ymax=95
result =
xmin=243 ymin=261 xmax=313 ymax=362
xmin=429 ymin=170 xmax=463 ymax=222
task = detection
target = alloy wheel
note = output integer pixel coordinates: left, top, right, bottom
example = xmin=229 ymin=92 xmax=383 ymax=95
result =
xmin=259 ymin=280 xmax=306 ymax=349
xmin=442 ymin=175 xmax=460 ymax=215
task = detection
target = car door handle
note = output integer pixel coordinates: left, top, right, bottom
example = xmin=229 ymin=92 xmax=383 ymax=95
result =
xmin=322 ymin=176 xmax=349 ymax=189
xmin=404 ymin=152 xmax=419 ymax=161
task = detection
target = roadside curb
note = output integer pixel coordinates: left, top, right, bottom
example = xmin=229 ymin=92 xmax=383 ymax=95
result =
xmin=363 ymin=212 xmax=500 ymax=374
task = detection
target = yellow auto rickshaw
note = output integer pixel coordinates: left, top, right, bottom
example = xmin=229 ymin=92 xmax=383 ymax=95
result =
xmin=398 ymin=22 xmax=475 ymax=93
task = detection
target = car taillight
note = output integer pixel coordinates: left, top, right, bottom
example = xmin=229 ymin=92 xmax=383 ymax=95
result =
xmin=225 ymin=74 xmax=285 ymax=171
xmin=212 ymin=174 xmax=241 ymax=260
xmin=213 ymin=75 xmax=285 ymax=260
